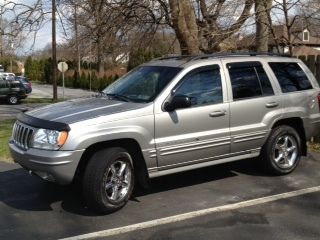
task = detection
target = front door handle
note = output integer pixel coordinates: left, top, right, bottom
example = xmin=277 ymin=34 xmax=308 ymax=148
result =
xmin=209 ymin=110 xmax=226 ymax=117
xmin=265 ymin=102 xmax=279 ymax=108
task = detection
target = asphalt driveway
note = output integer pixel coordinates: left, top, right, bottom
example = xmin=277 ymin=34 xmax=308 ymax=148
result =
xmin=0 ymin=83 xmax=93 ymax=120
xmin=0 ymin=152 xmax=320 ymax=240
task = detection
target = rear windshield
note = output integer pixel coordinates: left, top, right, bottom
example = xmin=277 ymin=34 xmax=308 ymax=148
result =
xmin=268 ymin=62 xmax=313 ymax=93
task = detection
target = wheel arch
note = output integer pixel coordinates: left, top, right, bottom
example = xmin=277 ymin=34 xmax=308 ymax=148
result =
xmin=271 ymin=117 xmax=307 ymax=156
xmin=75 ymin=138 xmax=149 ymax=188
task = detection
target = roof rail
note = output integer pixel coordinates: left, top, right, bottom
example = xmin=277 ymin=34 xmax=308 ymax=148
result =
xmin=152 ymin=55 xmax=195 ymax=61
xmin=152 ymin=52 xmax=290 ymax=63
xmin=188 ymin=52 xmax=290 ymax=61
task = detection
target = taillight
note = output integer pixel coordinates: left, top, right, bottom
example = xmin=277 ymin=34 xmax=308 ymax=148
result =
xmin=318 ymin=93 xmax=320 ymax=109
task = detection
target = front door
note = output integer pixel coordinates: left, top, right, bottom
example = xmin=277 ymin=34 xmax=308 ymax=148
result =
xmin=154 ymin=64 xmax=231 ymax=168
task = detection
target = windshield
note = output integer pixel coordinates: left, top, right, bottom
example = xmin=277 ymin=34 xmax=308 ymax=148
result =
xmin=102 ymin=66 xmax=182 ymax=103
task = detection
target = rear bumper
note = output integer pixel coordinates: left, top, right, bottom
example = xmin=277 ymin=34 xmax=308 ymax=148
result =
xmin=9 ymin=140 xmax=84 ymax=185
xmin=304 ymin=114 xmax=320 ymax=140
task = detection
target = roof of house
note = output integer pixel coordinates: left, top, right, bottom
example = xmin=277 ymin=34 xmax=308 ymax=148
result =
xmin=237 ymin=23 xmax=320 ymax=49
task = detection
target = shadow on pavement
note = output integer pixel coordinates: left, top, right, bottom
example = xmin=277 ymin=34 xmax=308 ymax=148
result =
xmin=135 ymin=159 xmax=258 ymax=197
xmin=0 ymin=158 xmax=266 ymax=216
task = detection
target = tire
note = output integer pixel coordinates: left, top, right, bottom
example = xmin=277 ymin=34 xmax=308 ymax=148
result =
xmin=83 ymin=147 xmax=135 ymax=213
xmin=7 ymin=95 xmax=19 ymax=105
xmin=261 ymin=125 xmax=301 ymax=175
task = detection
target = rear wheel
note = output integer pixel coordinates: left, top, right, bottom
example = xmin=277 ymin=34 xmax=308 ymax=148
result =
xmin=83 ymin=147 xmax=135 ymax=213
xmin=261 ymin=125 xmax=301 ymax=175
xmin=7 ymin=95 xmax=19 ymax=105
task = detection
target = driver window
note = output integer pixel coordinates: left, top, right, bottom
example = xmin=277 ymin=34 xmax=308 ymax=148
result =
xmin=174 ymin=66 xmax=223 ymax=106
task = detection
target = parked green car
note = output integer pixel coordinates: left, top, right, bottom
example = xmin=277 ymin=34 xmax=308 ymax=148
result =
xmin=0 ymin=79 xmax=27 ymax=104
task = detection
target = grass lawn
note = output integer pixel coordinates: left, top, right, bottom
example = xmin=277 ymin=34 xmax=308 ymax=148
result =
xmin=308 ymin=141 xmax=320 ymax=153
xmin=21 ymin=98 xmax=64 ymax=104
xmin=0 ymin=119 xmax=15 ymax=163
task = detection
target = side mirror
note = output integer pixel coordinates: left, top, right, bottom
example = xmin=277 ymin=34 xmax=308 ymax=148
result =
xmin=164 ymin=95 xmax=192 ymax=112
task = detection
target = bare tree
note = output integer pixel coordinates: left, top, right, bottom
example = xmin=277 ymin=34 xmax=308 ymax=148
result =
xmin=164 ymin=0 xmax=254 ymax=54
xmin=268 ymin=0 xmax=307 ymax=55
xmin=255 ymin=0 xmax=272 ymax=52
xmin=168 ymin=0 xmax=199 ymax=54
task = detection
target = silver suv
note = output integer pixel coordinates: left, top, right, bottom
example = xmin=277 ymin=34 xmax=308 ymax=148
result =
xmin=9 ymin=53 xmax=320 ymax=213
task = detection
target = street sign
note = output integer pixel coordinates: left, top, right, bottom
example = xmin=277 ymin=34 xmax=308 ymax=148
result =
xmin=57 ymin=61 xmax=68 ymax=73
xmin=57 ymin=62 xmax=68 ymax=99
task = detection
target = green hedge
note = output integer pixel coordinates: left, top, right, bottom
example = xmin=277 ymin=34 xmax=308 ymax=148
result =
xmin=57 ymin=72 xmax=119 ymax=91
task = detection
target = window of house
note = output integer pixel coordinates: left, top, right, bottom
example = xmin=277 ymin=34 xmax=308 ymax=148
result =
xmin=227 ymin=62 xmax=274 ymax=100
xmin=303 ymin=30 xmax=309 ymax=41
xmin=268 ymin=62 xmax=313 ymax=93
xmin=174 ymin=66 xmax=223 ymax=106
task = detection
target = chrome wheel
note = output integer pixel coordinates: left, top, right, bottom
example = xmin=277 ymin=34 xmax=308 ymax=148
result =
xmin=273 ymin=135 xmax=298 ymax=169
xmin=103 ymin=160 xmax=132 ymax=202
xmin=8 ymin=95 xmax=18 ymax=104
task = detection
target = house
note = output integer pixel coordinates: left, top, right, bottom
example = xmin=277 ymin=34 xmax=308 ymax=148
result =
xmin=237 ymin=21 xmax=320 ymax=56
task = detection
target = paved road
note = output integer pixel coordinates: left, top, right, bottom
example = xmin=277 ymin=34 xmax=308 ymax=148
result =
xmin=0 ymin=103 xmax=48 ymax=120
xmin=30 ymin=83 xmax=94 ymax=99
xmin=0 ymin=84 xmax=93 ymax=120
xmin=0 ymin=152 xmax=319 ymax=240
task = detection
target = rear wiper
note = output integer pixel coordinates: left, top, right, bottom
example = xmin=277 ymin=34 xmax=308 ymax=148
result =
xmin=104 ymin=93 xmax=132 ymax=102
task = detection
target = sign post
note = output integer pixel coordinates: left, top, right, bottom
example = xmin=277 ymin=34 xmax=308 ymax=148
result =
xmin=57 ymin=61 xmax=68 ymax=99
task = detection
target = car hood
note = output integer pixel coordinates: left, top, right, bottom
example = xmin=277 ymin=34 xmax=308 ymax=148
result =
xmin=25 ymin=97 xmax=146 ymax=124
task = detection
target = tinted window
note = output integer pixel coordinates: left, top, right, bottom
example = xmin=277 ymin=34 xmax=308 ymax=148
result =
xmin=268 ymin=62 xmax=313 ymax=93
xmin=0 ymin=80 xmax=7 ymax=88
xmin=228 ymin=62 xmax=274 ymax=100
xmin=9 ymin=82 xmax=21 ymax=88
xmin=174 ymin=66 xmax=222 ymax=106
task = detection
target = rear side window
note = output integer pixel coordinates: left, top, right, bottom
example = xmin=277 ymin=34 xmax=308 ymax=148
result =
xmin=268 ymin=62 xmax=313 ymax=93
xmin=227 ymin=62 xmax=274 ymax=100
xmin=10 ymin=82 xmax=21 ymax=88
xmin=0 ymin=80 xmax=7 ymax=88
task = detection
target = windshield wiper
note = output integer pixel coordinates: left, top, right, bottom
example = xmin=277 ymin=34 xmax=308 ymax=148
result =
xmin=103 ymin=93 xmax=132 ymax=102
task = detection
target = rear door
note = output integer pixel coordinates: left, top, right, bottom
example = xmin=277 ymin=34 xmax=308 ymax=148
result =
xmin=222 ymin=60 xmax=283 ymax=154
xmin=0 ymin=80 xmax=8 ymax=97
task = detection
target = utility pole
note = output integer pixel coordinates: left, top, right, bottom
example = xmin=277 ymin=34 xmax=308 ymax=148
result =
xmin=0 ymin=0 xmax=5 ymax=57
xmin=74 ymin=2 xmax=81 ymax=75
xmin=10 ymin=42 xmax=12 ymax=72
xmin=52 ymin=0 xmax=58 ymax=100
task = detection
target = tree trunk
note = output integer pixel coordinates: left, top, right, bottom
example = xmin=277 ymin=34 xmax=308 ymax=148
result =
xmin=255 ymin=0 xmax=272 ymax=52
xmin=169 ymin=0 xmax=199 ymax=55
xmin=97 ymin=37 xmax=104 ymax=74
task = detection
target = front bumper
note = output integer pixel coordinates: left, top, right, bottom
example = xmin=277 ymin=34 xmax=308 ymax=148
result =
xmin=9 ymin=140 xmax=85 ymax=185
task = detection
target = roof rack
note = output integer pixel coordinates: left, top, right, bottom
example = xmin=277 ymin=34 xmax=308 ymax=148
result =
xmin=153 ymin=52 xmax=290 ymax=63
xmin=152 ymin=55 xmax=195 ymax=61
xmin=188 ymin=52 xmax=290 ymax=61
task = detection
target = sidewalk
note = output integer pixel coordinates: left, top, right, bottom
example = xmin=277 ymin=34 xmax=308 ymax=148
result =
xmin=0 ymin=161 xmax=19 ymax=171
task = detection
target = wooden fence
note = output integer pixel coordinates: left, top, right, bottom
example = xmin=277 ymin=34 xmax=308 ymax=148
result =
xmin=298 ymin=55 xmax=320 ymax=84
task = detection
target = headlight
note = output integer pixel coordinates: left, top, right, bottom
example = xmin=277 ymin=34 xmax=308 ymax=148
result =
xmin=31 ymin=129 xmax=68 ymax=150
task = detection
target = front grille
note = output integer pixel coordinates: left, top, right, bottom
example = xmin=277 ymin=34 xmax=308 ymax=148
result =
xmin=12 ymin=121 xmax=35 ymax=150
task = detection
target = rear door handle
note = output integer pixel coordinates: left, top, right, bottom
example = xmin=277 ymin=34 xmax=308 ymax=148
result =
xmin=209 ymin=110 xmax=226 ymax=117
xmin=265 ymin=102 xmax=279 ymax=108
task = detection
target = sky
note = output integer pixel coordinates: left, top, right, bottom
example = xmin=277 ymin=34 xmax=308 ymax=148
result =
xmin=1 ymin=0 xmax=298 ymax=56
xmin=1 ymin=0 xmax=64 ymax=55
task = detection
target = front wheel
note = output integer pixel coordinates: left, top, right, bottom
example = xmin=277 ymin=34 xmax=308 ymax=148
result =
xmin=261 ymin=125 xmax=301 ymax=175
xmin=83 ymin=147 xmax=135 ymax=213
